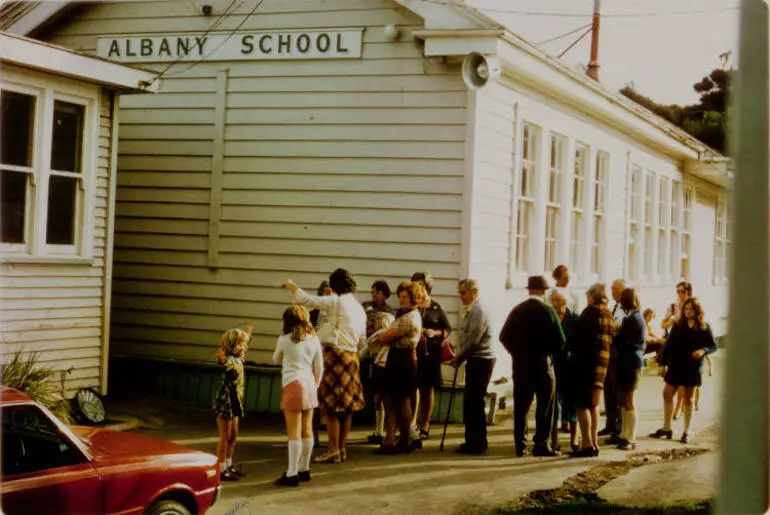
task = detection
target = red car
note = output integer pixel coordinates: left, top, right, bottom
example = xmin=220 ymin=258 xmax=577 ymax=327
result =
xmin=1 ymin=386 xmax=221 ymax=515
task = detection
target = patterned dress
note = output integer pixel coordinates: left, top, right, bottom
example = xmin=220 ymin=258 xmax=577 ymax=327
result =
xmin=569 ymin=303 xmax=615 ymax=408
xmin=213 ymin=355 xmax=245 ymax=419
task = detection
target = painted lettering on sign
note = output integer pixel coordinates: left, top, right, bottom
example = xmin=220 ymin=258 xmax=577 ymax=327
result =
xmin=97 ymin=30 xmax=363 ymax=63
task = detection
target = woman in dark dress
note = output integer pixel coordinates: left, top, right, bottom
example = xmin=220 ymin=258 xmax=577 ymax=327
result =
xmin=374 ymin=280 xmax=426 ymax=454
xmin=614 ymin=288 xmax=646 ymax=450
xmin=569 ymin=283 xmax=615 ymax=458
xmin=547 ymin=288 xmax=580 ymax=452
xmin=650 ymin=297 xmax=717 ymax=443
xmin=411 ymin=272 xmax=452 ymax=440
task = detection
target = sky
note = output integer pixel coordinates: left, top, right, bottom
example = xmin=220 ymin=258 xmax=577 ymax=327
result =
xmin=467 ymin=0 xmax=740 ymax=106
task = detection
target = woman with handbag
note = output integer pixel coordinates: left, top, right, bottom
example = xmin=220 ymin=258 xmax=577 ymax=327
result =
xmin=411 ymin=272 xmax=453 ymax=441
xmin=281 ymin=268 xmax=367 ymax=464
xmin=451 ymin=279 xmax=496 ymax=454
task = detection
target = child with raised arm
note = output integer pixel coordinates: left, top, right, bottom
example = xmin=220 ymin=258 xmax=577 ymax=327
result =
xmin=273 ymin=306 xmax=324 ymax=487
xmin=213 ymin=323 xmax=252 ymax=481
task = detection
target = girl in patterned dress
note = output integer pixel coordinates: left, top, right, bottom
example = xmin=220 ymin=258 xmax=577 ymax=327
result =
xmin=214 ymin=324 xmax=252 ymax=481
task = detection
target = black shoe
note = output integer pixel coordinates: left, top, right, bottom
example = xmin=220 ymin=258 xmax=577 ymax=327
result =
xmin=649 ymin=428 xmax=673 ymax=439
xmin=533 ymin=445 xmax=560 ymax=457
xmin=367 ymin=434 xmax=384 ymax=445
xmin=410 ymin=438 xmax=423 ymax=450
xmin=275 ymin=473 xmax=299 ymax=487
xmin=571 ymin=443 xmax=580 ymax=452
xmin=373 ymin=445 xmax=398 ymax=455
xmin=680 ymin=432 xmax=690 ymax=444
xmin=617 ymin=441 xmax=637 ymax=451
xmin=598 ymin=428 xmax=614 ymax=437
xmin=456 ymin=443 xmax=485 ymax=455
xmin=220 ymin=470 xmax=239 ymax=482
xmin=569 ymin=446 xmax=597 ymax=458
xmin=606 ymin=434 xmax=624 ymax=445
xmin=515 ymin=447 xmax=529 ymax=457
xmin=298 ymin=470 xmax=311 ymax=482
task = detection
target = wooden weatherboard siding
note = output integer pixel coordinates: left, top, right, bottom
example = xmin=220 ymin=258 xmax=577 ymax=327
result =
xmin=0 ymin=90 xmax=114 ymax=395
xmin=469 ymin=78 xmax=729 ymax=373
xmin=43 ymin=0 xmax=467 ymax=365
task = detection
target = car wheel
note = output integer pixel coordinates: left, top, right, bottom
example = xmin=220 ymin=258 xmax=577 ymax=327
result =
xmin=146 ymin=500 xmax=192 ymax=515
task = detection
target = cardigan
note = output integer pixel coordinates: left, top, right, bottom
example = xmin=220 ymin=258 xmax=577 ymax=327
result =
xmin=614 ymin=310 xmax=647 ymax=371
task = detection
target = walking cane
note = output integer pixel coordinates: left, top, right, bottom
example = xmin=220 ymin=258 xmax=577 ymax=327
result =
xmin=439 ymin=366 xmax=460 ymax=452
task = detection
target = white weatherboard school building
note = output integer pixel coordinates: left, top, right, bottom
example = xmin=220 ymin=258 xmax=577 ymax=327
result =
xmin=0 ymin=30 xmax=156 ymax=395
xmin=3 ymin=0 xmax=730 ymax=408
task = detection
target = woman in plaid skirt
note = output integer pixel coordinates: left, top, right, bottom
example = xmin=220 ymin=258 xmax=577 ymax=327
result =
xmin=282 ymin=268 xmax=367 ymax=464
xmin=569 ymin=283 xmax=616 ymax=458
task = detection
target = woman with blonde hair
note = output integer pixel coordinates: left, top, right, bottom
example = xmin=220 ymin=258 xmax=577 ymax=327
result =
xmin=273 ymin=306 xmax=323 ymax=486
xmin=569 ymin=283 xmax=615 ymax=458
xmin=650 ymin=297 xmax=717 ymax=443
xmin=375 ymin=280 xmax=426 ymax=454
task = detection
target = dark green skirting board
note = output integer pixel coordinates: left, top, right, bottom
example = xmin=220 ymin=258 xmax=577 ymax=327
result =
xmin=108 ymin=355 xmax=465 ymax=424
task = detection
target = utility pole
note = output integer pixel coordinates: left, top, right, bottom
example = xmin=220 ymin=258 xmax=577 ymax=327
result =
xmin=586 ymin=0 xmax=601 ymax=81
xmin=717 ymin=0 xmax=770 ymax=512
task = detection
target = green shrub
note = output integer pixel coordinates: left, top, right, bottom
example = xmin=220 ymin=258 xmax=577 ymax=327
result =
xmin=1 ymin=349 xmax=73 ymax=424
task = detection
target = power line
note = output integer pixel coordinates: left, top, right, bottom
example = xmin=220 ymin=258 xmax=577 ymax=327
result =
xmin=421 ymin=0 xmax=739 ymax=18
xmin=144 ymin=0 xmax=244 ymax=86
xmin=159 ymin=0 xmax=265 ymax=80
xmin=558 ymin=26 xmax=593 ymax=57
xmin=536 ymin=23 xmax=593 ymax=45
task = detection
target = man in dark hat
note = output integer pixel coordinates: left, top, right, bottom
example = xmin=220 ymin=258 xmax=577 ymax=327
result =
xmin=500 ymin=275 xmax=566 ymax=457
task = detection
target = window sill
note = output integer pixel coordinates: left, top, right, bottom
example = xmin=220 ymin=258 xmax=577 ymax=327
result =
xmin=1 ymin=255 xmax=95 ymax=266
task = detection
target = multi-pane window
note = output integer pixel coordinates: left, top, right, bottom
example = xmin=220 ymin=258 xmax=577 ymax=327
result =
xmin=681 ymin=187 xmax=694 ymax=279
xmin=670 ymin=180 xmax=682 ymax=278
xmin=570 ymin=144 xmax=589 ymax=272
xmin=1 ymin=90 xmax=36 ymax=246
xmin=591 ymin=152 xmax=608 ymax=275
xmin=628 ymin=165 xmax=643 ymax=281
xmin=643 ymin=171 xmax=656 ymax=280
xmin=515 ymin=123 xmax=539 ymax=272
xmin=715 ymin=199 xmax=729 ymax=282
xmin=0 ymin=82 xmax=91 ymax=256
xmin=544 ymin=134 xmax=566 ymax=273
xmin=657 ymin=177 xmax=670 ymax=280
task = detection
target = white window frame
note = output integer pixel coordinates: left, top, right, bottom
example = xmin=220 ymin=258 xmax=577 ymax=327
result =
xmin=681 ymin=186 xmax=694 ymax=280
xmin=570 ymin=143 xmax=589 ymax=274
xmin=669 ymin=180 xmax=683 ymax=280
xmin=515 ymin=123 xmax=539 ymax=274
xmin=591 ymin=151 xmax=609 ymax=278
xmin=657 ymin=176 xmax=670 ymax=282
xmin=643 ymin=170 xmax=656 ymax=281
xmin=1 ymin=68 xmax=98 ymax=261
xmin=714 ymin=198 xmax=729 ymax=283
xmin=544 ymin=133 xmax=566 ymax=274
xmin=628 ymin=165 xmax=643 ymax=282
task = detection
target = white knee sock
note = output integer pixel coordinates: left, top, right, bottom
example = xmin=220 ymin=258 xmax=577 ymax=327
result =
xmin=663 ymin=401 xmax=674 ymax=430
xmin=287 ymin=440 xmax=302 ymax=477
xmin=683 ymin=405 xmax=694 ymax=434
xmin=299 ymin=437 xmax=314 ymax=472
xmin=375 ymin=409 xmax=385 ymax=437
xmin=619 ymin=408 xmax=628 ymax=440
xmin=626 ymin=409 xmax=637 ymax=443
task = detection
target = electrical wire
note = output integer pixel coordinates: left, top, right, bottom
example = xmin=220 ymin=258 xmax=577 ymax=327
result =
xmin=420 ymin=0 xmax=739 ymax=18
xmin=158 ymin=0 xmax=265 ymax=80
xmin=144 ymin=0 xmax=244 ymax=86
xmin=536 ymin=23 xmax=593 ymax=45
xmin=557 ymin=26 xmax=593 ymax=58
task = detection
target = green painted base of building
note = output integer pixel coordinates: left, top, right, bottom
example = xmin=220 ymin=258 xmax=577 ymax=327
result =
xmin=108 ymin=356 xmax=466 ymax=424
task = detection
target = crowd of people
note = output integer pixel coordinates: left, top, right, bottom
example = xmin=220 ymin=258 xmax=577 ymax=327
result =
xmin=210 ymin=265 xmax=718 ymax=486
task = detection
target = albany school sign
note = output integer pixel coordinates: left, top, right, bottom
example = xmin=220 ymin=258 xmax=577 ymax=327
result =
xmin=97 ymin=29 xmax=363 ymax=63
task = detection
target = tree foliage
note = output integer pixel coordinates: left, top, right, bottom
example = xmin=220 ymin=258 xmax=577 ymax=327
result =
xmin=620 ymin=67 xmax=732 ymax=153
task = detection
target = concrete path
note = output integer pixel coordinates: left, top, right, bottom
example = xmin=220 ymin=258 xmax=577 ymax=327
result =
xmin=116 ymin=354 xmax=723 ymax=515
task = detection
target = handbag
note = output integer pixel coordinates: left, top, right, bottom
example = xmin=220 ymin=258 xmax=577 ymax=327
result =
xmin=440 ymin=337 xmax=456 ymax=362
